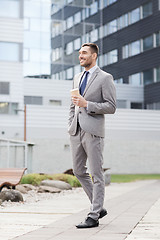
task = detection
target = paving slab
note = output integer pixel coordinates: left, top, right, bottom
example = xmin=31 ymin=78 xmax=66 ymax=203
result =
xmin=10 ymin=180 xmax=160 ymax=240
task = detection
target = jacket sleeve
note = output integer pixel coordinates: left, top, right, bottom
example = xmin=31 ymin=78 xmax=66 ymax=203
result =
xmin=87 ymin=74 xmax=116 ymax=115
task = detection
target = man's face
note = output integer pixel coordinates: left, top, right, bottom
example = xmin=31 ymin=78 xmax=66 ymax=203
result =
xmin=79 ymin=46 xmax=96 ymax=68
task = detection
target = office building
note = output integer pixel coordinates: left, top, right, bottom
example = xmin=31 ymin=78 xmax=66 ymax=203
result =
xmin=51 ymin=0 xmax=160 ymax=109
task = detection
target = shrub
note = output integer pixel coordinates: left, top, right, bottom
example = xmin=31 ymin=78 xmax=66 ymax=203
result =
xmin=21 ymin=173 xmax=81 ymax=187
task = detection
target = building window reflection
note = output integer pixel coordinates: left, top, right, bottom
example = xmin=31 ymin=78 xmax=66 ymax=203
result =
xmin=143 ymin=69 xmax=154 ymax=85
xmin=143 ymin=35 xmax=153 ymax=51
xmin=142 ymin=2 xmax=152 ymax=18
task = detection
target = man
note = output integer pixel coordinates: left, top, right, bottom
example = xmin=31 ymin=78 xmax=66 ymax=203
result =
xmin=68 ymin=43 xmax=116 ymax=228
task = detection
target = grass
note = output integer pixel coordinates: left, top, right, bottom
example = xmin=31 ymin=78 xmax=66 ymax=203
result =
xmin=21 ymin=173 xmax=81 ymax=187
xmin=111 ymin=174 xmax=160 ymax=183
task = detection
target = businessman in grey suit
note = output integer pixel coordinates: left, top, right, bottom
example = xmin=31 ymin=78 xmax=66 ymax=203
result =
xmin=68 ymin=43 xmax=116 ymax=228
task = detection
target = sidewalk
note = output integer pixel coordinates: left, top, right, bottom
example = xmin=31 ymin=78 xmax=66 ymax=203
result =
xmin=0 ymin=180 xmax=160 ymax=240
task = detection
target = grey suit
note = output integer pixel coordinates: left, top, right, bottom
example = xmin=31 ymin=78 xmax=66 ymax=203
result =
xmin=68 ymin=66 xmax=116 ymax=220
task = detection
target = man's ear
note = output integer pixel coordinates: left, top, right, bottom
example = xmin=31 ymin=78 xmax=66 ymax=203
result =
xmin=92 ymin=52 xmax=97 ymax=60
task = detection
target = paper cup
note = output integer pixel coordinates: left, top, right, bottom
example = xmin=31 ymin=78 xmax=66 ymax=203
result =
xmin=70 ymin=88 xmax=80 ymax=96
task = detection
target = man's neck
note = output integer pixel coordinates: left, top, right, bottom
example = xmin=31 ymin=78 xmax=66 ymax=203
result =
xmin=85 ymin=63 xmax=96 ymax=71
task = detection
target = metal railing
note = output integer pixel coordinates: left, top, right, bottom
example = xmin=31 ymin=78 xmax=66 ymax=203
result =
xmin=0 ymin=138 xmax=35 ymax=173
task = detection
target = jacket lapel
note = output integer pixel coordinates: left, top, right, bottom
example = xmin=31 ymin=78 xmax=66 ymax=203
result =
xmin=83 ymin=67 xmax=100 ymax=96
xmin=74 ymin=72 xmax=84 ymax=88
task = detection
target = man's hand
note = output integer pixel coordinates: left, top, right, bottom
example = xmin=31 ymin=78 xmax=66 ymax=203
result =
xmin=72 ymin=95 xmax=87 ymax=108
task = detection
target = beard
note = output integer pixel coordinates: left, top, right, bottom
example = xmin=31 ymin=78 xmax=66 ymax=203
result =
xmin=80 ymin=60 xmax=92 ymax=68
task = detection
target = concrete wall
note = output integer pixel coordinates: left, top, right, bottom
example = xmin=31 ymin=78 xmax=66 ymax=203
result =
xmin=1 ymin=107 xmax=159 ymax=174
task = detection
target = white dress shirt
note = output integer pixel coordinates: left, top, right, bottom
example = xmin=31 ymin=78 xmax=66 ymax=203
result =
xmin=80 ymin=65 xmax=98 ymax=88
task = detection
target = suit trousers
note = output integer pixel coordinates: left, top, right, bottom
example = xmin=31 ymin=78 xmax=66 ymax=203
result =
xmin=70 ymin=123 xmax=105 ymax=220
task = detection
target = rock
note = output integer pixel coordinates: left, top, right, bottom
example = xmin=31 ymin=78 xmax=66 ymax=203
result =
xmin=0 ymin=190 xmax=23 ymax=202
xmin=37 ymin=186 xmax=61 ymax=193
xmin=104 ymin=169 xmax=111 ymax=185
xmin=0 ymin=199 xmax=2 ymax=205
xmin=21 ymin=184 xmax=37 ymax=191
xmin=16 ymin=185 xmax=28 ymax=194
xmin=41 ymin=180 xmax=72 ymax=190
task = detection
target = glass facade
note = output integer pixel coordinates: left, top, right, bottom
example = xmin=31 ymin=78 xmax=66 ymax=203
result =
xmin=23 ymin=0 xmax=51 ymax=77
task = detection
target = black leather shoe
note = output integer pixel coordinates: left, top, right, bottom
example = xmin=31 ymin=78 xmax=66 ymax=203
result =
xmin=99 ymin=208 xmax=107 ymax=219
xmin=76 ymin=217 xmax=99 ymax=228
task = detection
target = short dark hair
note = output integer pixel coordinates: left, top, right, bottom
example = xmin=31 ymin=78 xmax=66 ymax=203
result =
xmin=81 ymin=43 xmax=99 ymax=56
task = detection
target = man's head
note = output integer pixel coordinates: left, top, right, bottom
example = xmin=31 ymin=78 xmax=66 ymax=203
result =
xmin=79 ymin=43 xmax=99 ymax=70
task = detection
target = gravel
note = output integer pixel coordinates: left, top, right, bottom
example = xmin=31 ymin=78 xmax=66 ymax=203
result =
xmin=0 ymin=187 xmax=83 ymax=208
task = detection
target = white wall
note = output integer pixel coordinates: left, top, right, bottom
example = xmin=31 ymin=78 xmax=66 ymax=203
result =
xmin=0 ymin=16 xmax=24 ymax=126
xmin=0 ymin=107 xmax=159 ymax=174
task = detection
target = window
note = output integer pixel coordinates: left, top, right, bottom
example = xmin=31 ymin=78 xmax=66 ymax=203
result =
xmin=156 ymin=67 xmax=160 ymax=82
xmin=85 ymin=7 xmax=89 ymax=18
xmin=108 ymin=20 xmax=117 ymax=34
xmin=143 ymin=69 xmax=154 ymax=85
xmin=129 ymin=73 xmax=142 ymax=86
xmin=74 ymin=38 xmax=81 ymax=50
xmin=143 ymin=35 xmax=153 ymax=51
xmin=0 ymin=0 xmax=20 ymax=18
xmin=74 ymin=11 xmax=81 ymax=24
xmin=123 ymin=45 xmax=129 ymax=59
xmin=98 ymin=55 xmax=104 ymax=68
xmin=131 ymin=102 xmax=143 ymax=109
xmin=156 ymin=32 xmax=160 ymax=47
xmin=90 ymin=29 xmax=98 ymax=42
xmin=0 ymin=82 xmax=10 ymax=94
xmin=142 ymin=2 xmax=152 ymax=18
xmin=49 ymin=100 xmax=61 ymax=106
xmin=130 ymin=40 xmax=141 ymax=56
xmin=108 ymin=49 xmax=118 ymax=64
xmin=90 ymin=1 xmax=98 ymax=15
xmin=66 ymin=67 xmax=73 ymax=80
xmin=124 ymin=13 xmax=129 ymax=27
xmin=24 ymin=96 xmax=43 ymax=105
xmin=66 ymin=16 xmax=73 ymax=29
xmin=108 ymin=0 xmax=117 ymax=4
xmin=66 ymin=42 xmax=73 ymax=55
xmin=0 ymin=42 xmax=20 ymax=62
xmin=130 ymin=8 xmax=140 ymax=24
xmin=114 ymin=78 xmax=123 ymax=84
xmin=118 ymin=15 xmax=123 ymax=30
xmin=52 ymin=48 xmax=61 ymax=61
xmin=0 ymin=102 xmax=18 ymax=115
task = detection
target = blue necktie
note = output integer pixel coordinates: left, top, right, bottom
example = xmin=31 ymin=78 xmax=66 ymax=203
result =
xmin=79 ymin=71 xmax=89 ymax=95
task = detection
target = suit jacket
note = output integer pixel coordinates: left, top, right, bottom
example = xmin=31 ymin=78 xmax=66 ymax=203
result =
xmin=68 ymin=66 xmax=116 ymax=137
